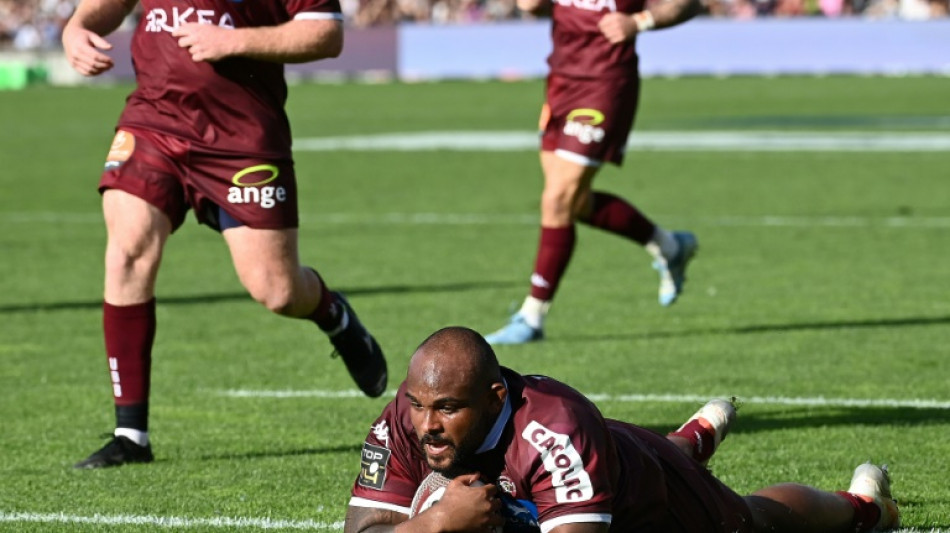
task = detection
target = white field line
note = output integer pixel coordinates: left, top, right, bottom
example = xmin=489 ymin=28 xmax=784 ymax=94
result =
xmin=293 ymin=130 xmax=950 ymax=152
xmin=0 ymin=513 xmax=942 ymax=533
xmin=0 ymin=511 xmax=343 ymax=530
xmin=220 ymin=389 xmax=950 ymax=410
xmin=5 ymin=212 xmax=950 ymax=229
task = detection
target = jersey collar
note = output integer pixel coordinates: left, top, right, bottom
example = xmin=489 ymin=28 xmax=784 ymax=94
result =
xmin=475 ymin=378 xmax=511 ymax=454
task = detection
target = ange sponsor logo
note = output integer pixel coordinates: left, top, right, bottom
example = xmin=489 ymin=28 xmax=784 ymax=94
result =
xmin=563 ymin=108 xmax=606 ymax=145
xmin=145 ymin=7 xmax=235 ymax=32
xmin=521 ymin=420 xmax=593 ymax=503
xmin=227 ymin=164 xmax=287 ymax=209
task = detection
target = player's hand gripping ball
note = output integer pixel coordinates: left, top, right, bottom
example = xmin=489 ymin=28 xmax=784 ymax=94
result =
xmin=409 ymin=471 xmax=540 ymax=533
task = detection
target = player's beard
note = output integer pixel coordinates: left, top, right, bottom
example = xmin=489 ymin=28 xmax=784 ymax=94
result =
xmin=420 ymin=415 xmax=495 ymax=479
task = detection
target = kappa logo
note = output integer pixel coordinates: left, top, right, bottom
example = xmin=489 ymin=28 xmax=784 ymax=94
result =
xmin=145 ymin=7 xmax=235 ymax=32
xmin=372 ymin=420 xmax=390 ymax=449
xmin=521 ymin=420 xmax=593 ymax=503
xmin=563 ymin=108 xmax=606 ymax=145
xmin=227 ymin=164 xmax=288 ymax=209
xmin=530 ymin=273 xmax=551 ymax=290
xmin=358 ymin=442 xmax=391 ymax=490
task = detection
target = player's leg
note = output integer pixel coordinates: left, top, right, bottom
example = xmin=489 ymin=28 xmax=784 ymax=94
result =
xmin=484 ymin=152 xmax=597 ymax=345
xmin=75 ymin=189 xmax=171 ymax=468
xmin=565 ymin=75 xmax=696 ymax=307
xmin=577 ymin=188 xmax=697 ymax=307
xmin=666 ymin=398 xmax=737 ymax=467
xmin=222 ymin=225 xmax=387 ymax=397
xmin=745 ymin=463 xmax=899 ymax=532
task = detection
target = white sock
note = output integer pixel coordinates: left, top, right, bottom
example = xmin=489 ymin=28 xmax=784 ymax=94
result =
xmin=646 ymin=227 xmax=678 ymax=261
xmin=518 ymin=296 xmax=551 ymax=330
xmin=115 ymin=427 xmax=149 ymax=447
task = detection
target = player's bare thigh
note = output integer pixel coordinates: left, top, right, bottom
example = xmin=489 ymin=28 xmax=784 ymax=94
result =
xmin=539 ymin=150 xmax=600 ymax=227
xmin=222 ymin=225 xmax=320 ymax=317
xmin=102 ymin=188 xmax=173 ymax=305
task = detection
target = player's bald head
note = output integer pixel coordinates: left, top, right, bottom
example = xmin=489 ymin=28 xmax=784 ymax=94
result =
xmin=408 ymin=326 xmax=501 ymax=392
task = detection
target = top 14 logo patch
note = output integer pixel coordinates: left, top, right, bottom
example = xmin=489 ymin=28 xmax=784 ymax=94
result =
xmin=358 ymin=442 xmax=391 ymax=490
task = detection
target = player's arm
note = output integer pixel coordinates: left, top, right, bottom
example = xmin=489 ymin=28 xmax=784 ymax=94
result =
xmin=598 ymin=0 xmax=703 ymax=44
xmin=345 ymin=475 xmax=502 ymax=533
xmin=517 ymin=0 xmax=552 ymax=16
xmin=343 ymin=505 xmax=405 ymax=533
xmin=61 ymin=0 xmax=137 ymax=76
xmin=172 ymin=18 xmax=343 ymax=64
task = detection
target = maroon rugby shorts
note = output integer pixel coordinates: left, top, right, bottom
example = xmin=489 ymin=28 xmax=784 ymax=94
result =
xmin=539 ymin=73 xmax=640 ymax=167
xmin=640 ymin=428 xmax=755 ymax=532
xmin=99 ymin=127 xmax=299 ymax=231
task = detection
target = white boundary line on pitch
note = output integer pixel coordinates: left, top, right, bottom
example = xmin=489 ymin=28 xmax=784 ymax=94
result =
xmin=0 ymin=511 xmax=945 ymax=533
xmin=219 ymin=390 xmax=950 ymax=410
xmin=5 ymin=212 xmax=950 ymax=229
xmin=293 ymin=130 xmax=950 ymax=152
xmin=0 ymin=512 xmax=343 ymax=530
xmin=0 ymin=513 xmax=943 ymax=533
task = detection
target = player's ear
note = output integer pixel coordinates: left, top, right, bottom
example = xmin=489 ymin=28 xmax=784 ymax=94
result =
xmin=489 ymin=381 xmax=507 ymax=410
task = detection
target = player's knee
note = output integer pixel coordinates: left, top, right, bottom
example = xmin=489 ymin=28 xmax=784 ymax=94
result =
xmin=248 ymin=284 xmax=297 ymax=316
xmin=105 ymin=240 xmax=161 ymax=275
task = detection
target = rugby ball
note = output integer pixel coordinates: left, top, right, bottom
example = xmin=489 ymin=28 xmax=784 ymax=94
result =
xmin=408 ymin=471 xmax=456 ymax=518
xmin=408 ymin=472 xmax=540 ymax=533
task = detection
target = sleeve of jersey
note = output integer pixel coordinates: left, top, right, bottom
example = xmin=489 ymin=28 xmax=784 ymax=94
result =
xmin=285 ymin=0 xmax=343 ymax=21
xmin=519 ymin=409 xmax=615 ymax=533
xmin=348 ymin=401 xmax=422 ymax=516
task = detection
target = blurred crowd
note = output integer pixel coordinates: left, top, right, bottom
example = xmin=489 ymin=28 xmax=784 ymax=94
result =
xmin=2 ymin=0 xmax=947 ymax=50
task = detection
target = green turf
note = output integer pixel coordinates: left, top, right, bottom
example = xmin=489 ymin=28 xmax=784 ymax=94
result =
xmin=1 ymin=75 xmax=948 ymax=531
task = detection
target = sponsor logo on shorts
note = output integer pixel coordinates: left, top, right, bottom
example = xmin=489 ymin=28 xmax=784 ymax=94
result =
xmin=145 ymin=8 xmax=235 ymax=32
xmin=358 ymin=442 xmax=391 ymax=490
xmin=564 ymin=108 xmax=606 ymax=145
xmin=227 ymin=164 xmax=288 ymax=209
xmin=105 ymin=130 xmax=135 ymax=169
xmin=521 ymin=420 xmax=594 ymax=503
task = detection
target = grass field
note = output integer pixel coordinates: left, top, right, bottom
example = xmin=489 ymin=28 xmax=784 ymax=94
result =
xmin=1 ymin=75 xmax=948 ymax=532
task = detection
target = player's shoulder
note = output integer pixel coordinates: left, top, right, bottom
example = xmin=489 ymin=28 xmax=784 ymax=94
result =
xmin=508 ymin=372 xmax=604 ymax=432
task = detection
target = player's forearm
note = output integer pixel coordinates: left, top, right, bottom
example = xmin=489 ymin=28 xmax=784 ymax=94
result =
xmin=640 ymin=0 xmax=703 ymax=30
xmin=232 ymin=19 xmax=343 ymax=64
xmin=66 ymin=0 xmax=136 ymax=36
xmin=518 ymin=0 xmax=551 ymax=16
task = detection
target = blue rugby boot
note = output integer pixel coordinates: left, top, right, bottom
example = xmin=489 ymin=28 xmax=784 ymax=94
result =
xmin=654 ymin=231 xmax=698 ymax=307
xmin=484 ymin=313 xmax=543 ymax=345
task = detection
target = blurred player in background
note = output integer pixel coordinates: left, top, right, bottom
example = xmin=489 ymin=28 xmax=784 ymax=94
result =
xmin=63 ymin=0 xmax=388 ymax=468
xmin=344 ymin=326 xmax=900 ymax=533
xmin=485 ymin=0 xmax=704 ymax=344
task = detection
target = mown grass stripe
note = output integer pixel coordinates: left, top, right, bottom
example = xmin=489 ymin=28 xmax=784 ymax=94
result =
xmin=293 ymin=131 xmax=950 ymax=152
xmin=4 ymin=213 xmax=950 ymax=229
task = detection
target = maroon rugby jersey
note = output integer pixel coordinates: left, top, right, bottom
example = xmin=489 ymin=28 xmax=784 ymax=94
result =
xmin=117 ymin=0 xmax=342 ymax=158
xmin=546 ymin=0 xmax=646 ymax=79
xmin=349 ymin=368 xmax=675 ymax=532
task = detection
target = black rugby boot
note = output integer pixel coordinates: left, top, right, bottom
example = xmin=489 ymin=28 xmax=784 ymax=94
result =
xmin=328 ymin=292 xmax=388 ymax=398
